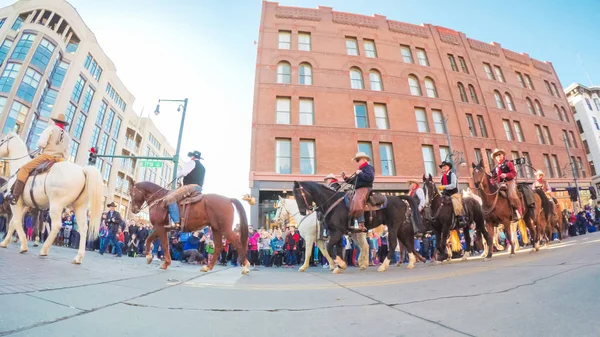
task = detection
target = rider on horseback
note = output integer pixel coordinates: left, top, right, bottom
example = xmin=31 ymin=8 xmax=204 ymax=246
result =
xmin=167 ymin=150 xmax=205 ymax=229
xmin=324 ymin=173 xmax=341 ymax=191
xmin=408 ymin=180 xmax=426 ymax=213
xmin=438 ymin=161 xmax=467 ymax=226
xmin=532 ymin=170 xmax=552 ymax=194
xmin=341 ymin=152 xmax=374 ymax=233
xmin=318 ymin=173 xmax=342 ymax=239
xmin=7 ymin=113 xmax=70 ymax=205
xmin=491 ymin=149 xmax=521 ymax=221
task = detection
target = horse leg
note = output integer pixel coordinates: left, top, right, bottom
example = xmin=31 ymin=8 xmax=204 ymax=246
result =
xmin=527 ymin=214 xmax=540 ymax=252
xmin=202 ymin=230 xmax=222 ymax=272
xmin=478 ymin=223 xmax=493 ymax=261
xmin=327 ymin=231 xmax=344 ymax=274
xmin=436 ymin=227 xmax=450 ymax=263
xmin=298 ymin=223 xmax=316 ymax=272
xmin=503 ymin=221 xmax=515 ymax=256
xmin=316 ymin=239 xmax=336 ymax=271
xmin=72 ymin=205 xmax=89 ymax=264
xmin=0 ymin=214 xmax=16 ymax=248
xmin=378 ymin=225 xmax=397 ymax=272
xmin=354 ymin=232 xmax=369 ymax=270
xmin=397 ymin=224 xmax=416 ymax=269
xmin=145 ymin=230 xmax=158 ymax=264
xmin=157 ymin=228 xmax=171 ymax=270
xmin=40 ymin=206 xmax=63 ymax=256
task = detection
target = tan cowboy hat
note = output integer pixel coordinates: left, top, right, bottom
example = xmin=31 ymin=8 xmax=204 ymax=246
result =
xmin=491 ymin=148 xmax=505 ymax=158
xmin=535 ymin=170 xmax=545 ymax=177
xmin=407 ymin=180 xmax=419 ymax=186
xmin=351 ymin=152 xmax=371 ymax=162
xmin=50 ymin=113 xmax=70 ymax=126
xmin=324 ymin=173 xmax=336 ymax=181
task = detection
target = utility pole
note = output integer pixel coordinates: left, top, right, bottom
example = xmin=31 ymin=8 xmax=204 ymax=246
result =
xmin=563 ymin=135 xmax=582 ymax=209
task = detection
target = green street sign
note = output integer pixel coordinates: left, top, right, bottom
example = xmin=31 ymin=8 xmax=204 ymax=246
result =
xmin=139 ymin=160 xmax=164 ymax=168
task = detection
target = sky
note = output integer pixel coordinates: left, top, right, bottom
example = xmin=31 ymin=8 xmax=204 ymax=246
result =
xmin=2 ymin=0 xmax=599 ymax=223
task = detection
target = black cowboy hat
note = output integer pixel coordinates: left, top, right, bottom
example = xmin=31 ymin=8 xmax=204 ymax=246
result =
xmin=187 ymin=150 xmax=203 ymax=159
xmin=439 ymin=161 xmax=453 ymax=169
xmin=107 ymin=202 xmax=116 ymax=208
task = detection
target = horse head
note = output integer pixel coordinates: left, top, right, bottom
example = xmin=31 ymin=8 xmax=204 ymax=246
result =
xmin=274 ymin=196 xmax=288 ymax=225
xmin=0 ymin=132 xmax=19 ymax=158
xmin=293 ymin=181 xmax=313 ymax=216
xmin=127 ymin=177 xmax=144 ymax=214
xmin=421 ymin=173 xmax=437 ymax=223
xmin=471 ymin=159 xmax=489 ymax=189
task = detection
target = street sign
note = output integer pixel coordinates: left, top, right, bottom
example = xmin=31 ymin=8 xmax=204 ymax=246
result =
xmin=139 ymin=160 xmax=164 ymax=168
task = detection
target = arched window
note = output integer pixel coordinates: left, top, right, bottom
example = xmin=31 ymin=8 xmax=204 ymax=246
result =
xmin=526 ymin=97 xmax=534 ymax=115
xmin=369 ymin=69 xmax=383 ymax=91
xmin=561 ymin=106 xmax=570 ymax=122
xmin=534 ymin=99 xmax=544 ymax=116
xmin=408 ymin=74 xmax=421 ymax=96
xmin=277 ymin=61 xmax=291 ymax=84
xmin=555 ymin=105 xmax=562 ymax=121
xmin=298 ymin=63 xmax=312 ymax=85
xmin=350 ymin=67 xmax=364 ymax=89
xmin=458 ymin=82 xmax=468 ymax=102
xmin=504 ymin=92 xmax=515 ymax=111
xmin=468 ymin=85 xmax=479 ymax=104
xmin=424 ymin=77 xmax=437 ymax=98
xmin=493 ymin=90 xmax=505 ymax=109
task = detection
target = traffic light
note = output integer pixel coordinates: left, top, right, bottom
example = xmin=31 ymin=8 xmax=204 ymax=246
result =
xmin=88 ymin=147 xmax=97 ymax=165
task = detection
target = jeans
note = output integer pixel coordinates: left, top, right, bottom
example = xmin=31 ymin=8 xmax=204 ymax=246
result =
xmin=100 ymin=233 xmax=121 ymax=257
xmin=99 ymin=237 xmax=106 ymax=253
xmin=286 ymin=250 xmax=297 ymax=265
xmin=168 ymin=185 xmax=203 ymax=223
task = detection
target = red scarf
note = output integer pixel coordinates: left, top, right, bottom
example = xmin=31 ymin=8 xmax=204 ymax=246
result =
xmin=442 ymin=172 xmax=449 ymax=185
xmin=55 ymin=122 xmax=65 ymax=130
xmin=359 ymin=162 xmax=368 ymax=169
xmin=409 ymin=187 xmax=417 ymax=197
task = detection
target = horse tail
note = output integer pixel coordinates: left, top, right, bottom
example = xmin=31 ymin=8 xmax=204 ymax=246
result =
xmin=82 ymin=165 xmax=103 ymax=241
xmin=449 ymin=230 xmax=461 ymax=252
xmin=231 ymin=199 xmax=248 ymax=263
xmin=518 ymin=219 xmax=530 ymax=245
xmin=533 ymin=189 xmax=551 ymax=221
xmin=397 ymin=195 xmax=423 ymax=233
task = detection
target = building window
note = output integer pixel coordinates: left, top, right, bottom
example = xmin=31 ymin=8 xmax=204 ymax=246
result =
xmin=64 ymin=103 xmax=76 ymax=131
xmin=503 ymin=119 xmax=514 ymax=141
xmin=30 ymin=39 xmax=55 ymax=71
xmin=485 ymin=149 xmax=493 ymax=168
xmin=0 ymin=39 xmax=13 ymax=64
xmin=448 ymin=54 xmax=458 ymax=72
xmin=408 ymin=75 xmax=421 ymax=96
xmin=71 ymin=75 xmax=86 ymax=103
xmin=477 ymin=115 xmax=488 ymax=138
xmin=346 ymin=37 xmax=359 ymax=56
xmin=358 ymin=142 xmax=374 ymax=167
xmin=2 ymin=100 xmax=28 ymax=135
xmin=494 ymin=91 xmax=505 ymax=109
xmin=415 ymin=107 xmax=429 ymax=132
xmin=96 ymin=101 xmax=107 ymax=125
xmin=504 ymin=92 xmax=515 ymax=111
xmin=535 ymin=125 xmax=545 ymax=144
xmin=475 ymin=148 xmax=483 ymax=165
xmin=516 ymin=72 xmax=525 ymax=88
xmin=561 ymin=107 xmax=569 ymax=122
xmin=81 ymin=87 xmax=95 ymax=113
xmin=583 ymin=140 xmax=590 ymax=154
xmin=0 ymin=62 xmax=21 ymax=93
xmin=369 ymin=70 xmax=383 ymax=91
xmin=440 ymin=146 xmax=450 ymax=164
xmin=298 ymin=63 xmax=312 ymax=85
xmin=112 ymin=118 xmax=121 ymax=139
xmin=524 ymin=74 xmax=534 ymax=90
xmin=90 ymin=126 xmax=100 ymax=148
xmin=594 ymin=98 xmax=600 ymax=111
xmin=468 ymin=85 xmax=479 ymax=104
xmin=105 ymin=109 xmax=115 ymax=132
xmin=493 ymin=66 xmax=505 ymax=82
xmin=555 ymin=105 xmax=562 ymax=121
xmin=350 ymin=67 xmax=364 ymax=89
xmin=363 ymin=39 xmax=376 ymax=58
xmin=422 ymin=145 xmax=436 ymax=177
xmin=374 ymin=103 xmax=389 ymax=130
xmin=10 ymin=33 xmax=35 ymax=60
xmin=458 ymin=56 xmax=469 ymax=73
xmin=379 ymin=143 xmax=395 ymax=176
xmin=278 ymin=31 xmax=291 ymax=50
xmin=432 ymin=110 xmax=445 ymax=134
xmin=544 ymin=80 xmax=553 ymax=96
xmin=276 ymin=61 xmax=291 ymax=84
xmin=483 ymin=63 xmax=494 ymax=80
xmin=534 ymin=100 xmax=544 ymax=116
xmin=50 ymin=61 xmax=69 ymax=88
xmin=510 ymin=151 xmax=522 ymax=178
xmin=68 ymin=141 xmax=79 ymax=163
xmin=522 ymin=152 xmax=533 ymax=178
xmin=576 ymin=120 xmax=584 ymax=133
xmin=424 ymin=77 xmax=437 ymax=98
xmin=593 ymin=117 xmax=599 ymax=131
xmin=298 ymin=32 xmax=311 ymax=51
xmin=103 ymin=163 xmax=112 ymax=182
xmin=514 ymin=121 xmax=525 ymax=142
xmin=585 ymin=98 xmax=593 ymax=110
xmin=551 ymin=155 xmax=561 ymax=178
xmin=73 ymin=113 xmax=87 ymax=139
xmin=466 ymin=114 xmax=477 ymax=137
xmin=98 ymin=132 xmax=109 ymax=154
xmin=543 ymin=154 xmax=554 ymax=178
xmin=148 ymin=134 xmax=160 ymax=150
xmin=552 ymin=83 xmax=560 ymax=97
xmin=400 ymin=45 xmax=413 ymax=63
xmin=16 ymin=68 xmax=41 ymax=103
xmin=416 ymin=48 xmax=429 ymax=66
xmin=300 ymin=140 xmax=316 ymax=174
xmin=299 ymin=98 xmax=314 ymax=125
xmin=354 ymin=102 xmax=368 ymax=128
xmin=570 ymin=131 xmax=578 ymax=148
xmin=275 ymin=139 xmax=291 ymax=174
xmin=458 ymin=82 xmax=468 ymax=102
xmin=563 ymin=130 xmax=571 ymax=148
xmin=526 ymin=98 xmax=534 ymax=115
xmin=276 ymin=97 xmax=290 ymax=124
xmin=39 ymin=88 xmax=57 ymax=118
xmin=11 ymin=16 xmax=23 ymax=31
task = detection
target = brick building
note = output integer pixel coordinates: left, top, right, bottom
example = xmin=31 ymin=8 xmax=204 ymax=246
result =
xmin=249 ymin=2 xmax=591 ymax=228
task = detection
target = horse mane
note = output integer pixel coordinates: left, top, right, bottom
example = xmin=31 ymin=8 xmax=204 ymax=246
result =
xmin=135 ymin=181 xmax=170 ymax=199
xmin=533 ymin=188 xmax=551 ymax=220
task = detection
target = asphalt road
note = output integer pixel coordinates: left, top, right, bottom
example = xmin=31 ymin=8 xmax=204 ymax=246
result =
xmin=0 ymin=232 xmax=599 ymax=337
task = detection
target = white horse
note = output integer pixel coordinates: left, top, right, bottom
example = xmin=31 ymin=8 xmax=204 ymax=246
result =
xmin=0 ymin=133 xmax=103 ymax=263
xmin=274 ymin=197 xmax=369 ymax=274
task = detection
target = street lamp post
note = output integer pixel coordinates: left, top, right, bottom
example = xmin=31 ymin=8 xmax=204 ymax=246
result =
xmin=562 ymin=135 xmax=582 ymax=209
xmin=441 ymin=115 xmax=456 ymax=172
xmin=154 ymin=98 xmax=188 ymax=190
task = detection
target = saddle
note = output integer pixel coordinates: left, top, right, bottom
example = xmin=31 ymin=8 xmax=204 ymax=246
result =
xmin=161 ymin=185 xmax=203 ymax=230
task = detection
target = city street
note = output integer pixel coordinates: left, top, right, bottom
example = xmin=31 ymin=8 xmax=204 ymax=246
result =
xmin=0 ymin=233 xmax=599 ymax=337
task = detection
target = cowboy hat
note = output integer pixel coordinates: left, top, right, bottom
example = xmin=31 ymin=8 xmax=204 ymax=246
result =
xmin=491 ymin=148 xmax=505 ymax=158
xmin=107 ymin=202 xmax=116 ymax=208
xmin=187 ymin=150 xmax=203 ymax=159
xmin=535 ymin=170 xmax=545 ymax=177
xmin=324 ymin=173 xmax=336 ymax=181
xmin=50 ymin=113 xmax=69 ymax=126
xmin=351 ymin=152 xmax=371 ymax=162
xmin=407 ymin=179 xmax=419 ymax=186
xmin=438 ymin=161 xmax=453 ymax=169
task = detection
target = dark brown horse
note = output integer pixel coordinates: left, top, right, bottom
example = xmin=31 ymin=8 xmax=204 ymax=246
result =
xmin=472 ymin=161 xmax=545 ymax=256
xmin=127 ymin=179 xmax=250 ymax=274
xmin=421 ymin=174 xmax=493 ymax=262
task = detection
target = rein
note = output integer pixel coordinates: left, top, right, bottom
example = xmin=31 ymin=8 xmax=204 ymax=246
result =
xmin=130 ymin=177 xmax=178 ymax=213
xmin=473 ymin=168 xmax=501 ymax=215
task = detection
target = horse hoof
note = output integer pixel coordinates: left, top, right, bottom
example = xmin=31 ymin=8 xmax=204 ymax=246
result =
xmin=160 ymin=264 xmax=169 ymax=270
xmin=461 ymin=257 xmax=468 ymax=262
xmin=146 ymin=255 xmax=153 ymax=264
xmin=200 ymin=266 xmax=209 ymax=272
xmin=298 ymin=267 xmax=307 ymax=272
xmin=19 ymin=248 xmax=28 ymax=254
xmin=332 ymin=267 xmax=342 ymax=274
xmin=483 ymin=257 xmax=491 ymax=262
xmin=377 ymin=265 xmax=387 ymax=272
xmin=329 ymin=266 xmax=336 ymax=271
xmin=509 ymin=253 xmax=516 ymax=258
xmin=0 ymin=243 xmax=7 ymax=248
xmin=241 ymin=268 xmax=249 ymax=275
xmin=360 ymin=265 xmax=367 ymax=271
xmin=406 ymin=264 xmax=415 ymax=269
xmin=33 ymin=243 xmax=38 ymax=247
xmin=72 ymin=259 xmax=81 ymax=265
xmin=434 ymin=261 xmax=442 ymax=265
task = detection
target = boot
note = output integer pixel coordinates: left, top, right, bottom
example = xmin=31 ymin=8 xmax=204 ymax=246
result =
xmin=458 ymin=216 xmax=467 ymax=227
xmin=7 ymin=180 xmax=25 ymax=205
xmin=320 ymin=226 xmax=329 ymax=240
xmin=511 ymin=208 xmax=521 ymax=222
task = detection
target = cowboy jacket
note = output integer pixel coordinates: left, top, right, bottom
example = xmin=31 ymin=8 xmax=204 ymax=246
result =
xmin=344 ymin=162 xmax=374 ymax=189
xmin=493 ymin=159 xmax=516 ymax=183
xmin=441 ymin=171 xmax=458 ymax=195
xmin=38 ymin=124 xmax=70 ymax=159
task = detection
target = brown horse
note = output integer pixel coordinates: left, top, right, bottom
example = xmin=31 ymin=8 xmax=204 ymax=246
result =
xmin=472 ymin=161 xmax=545 ymax=256
xmin=540 ymin=193 xmax=567 ymax=242
xmin=127 ymin=179 xmax=250 ymax=274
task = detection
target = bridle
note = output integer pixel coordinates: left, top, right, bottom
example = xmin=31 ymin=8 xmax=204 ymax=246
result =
xmin=129 ymin=183 xmax=170 ymax=213
xmin=473 ymin=166 xmax=499 ymax=196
